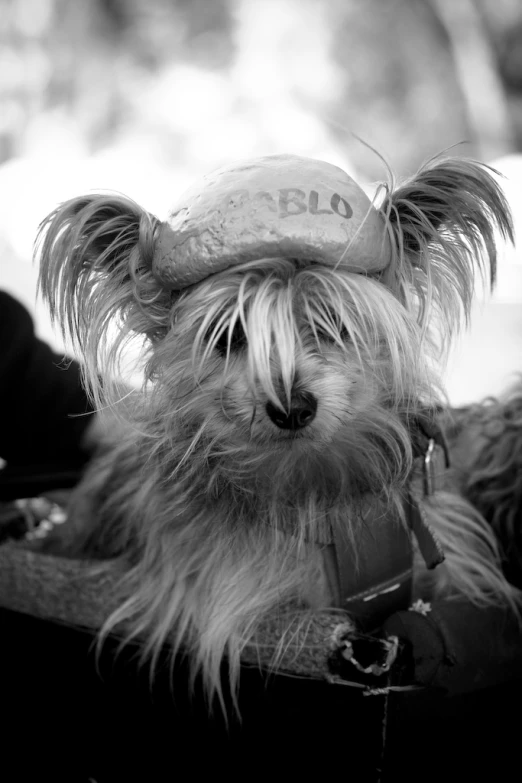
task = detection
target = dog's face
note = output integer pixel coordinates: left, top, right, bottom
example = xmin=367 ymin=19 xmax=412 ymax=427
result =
xmin=147 ymin=257 xmax=430 ymax=497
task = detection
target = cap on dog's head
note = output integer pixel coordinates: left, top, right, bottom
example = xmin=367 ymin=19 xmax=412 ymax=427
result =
xmin=152 ymin=154 xmax=390 ymax=289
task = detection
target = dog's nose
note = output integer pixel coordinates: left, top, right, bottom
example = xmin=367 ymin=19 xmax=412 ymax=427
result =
xmin=265 ymin=393 xmax=318 ymax=430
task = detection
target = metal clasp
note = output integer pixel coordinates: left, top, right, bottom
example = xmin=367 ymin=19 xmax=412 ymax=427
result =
xmin=423 ymin=438 xmax=436 ymax=496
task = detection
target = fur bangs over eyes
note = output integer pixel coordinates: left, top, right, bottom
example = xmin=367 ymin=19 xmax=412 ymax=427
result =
xmin=178 ymin=260 xmax=427 ymax=406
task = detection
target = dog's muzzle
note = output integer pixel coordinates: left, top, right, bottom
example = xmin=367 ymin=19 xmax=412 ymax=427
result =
xmin=265 ymin=392 xmax=318 ymax=430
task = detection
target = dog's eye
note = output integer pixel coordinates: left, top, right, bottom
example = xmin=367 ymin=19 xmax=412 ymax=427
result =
xmin=214 ymin=321 xmax=248 ymax=356
xmin=315 ymin=322 xmax=350 ymax=344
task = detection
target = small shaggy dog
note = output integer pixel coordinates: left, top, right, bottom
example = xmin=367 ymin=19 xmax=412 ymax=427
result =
xmin=36 ymin=153 xmax=520 ymax=706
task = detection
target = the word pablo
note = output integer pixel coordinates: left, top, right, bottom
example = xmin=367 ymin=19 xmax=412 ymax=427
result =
xmin=224 ymin=189 xmax=353 ymax=220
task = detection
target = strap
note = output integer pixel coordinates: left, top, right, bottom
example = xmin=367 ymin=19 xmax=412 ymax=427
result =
xmin=323 ymin=497 xmax=413 ymax=632
xmin=407 ymin=489 xmax=445 ymax=569
xmin=323 ymin=414 xmax=450 ymax=629
xmin=408 ymin=434 xmax=447 ymax=569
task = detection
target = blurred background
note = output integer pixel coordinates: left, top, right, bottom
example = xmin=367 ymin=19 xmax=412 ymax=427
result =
xmin=1 ymin=0 xmax=522 ymax=404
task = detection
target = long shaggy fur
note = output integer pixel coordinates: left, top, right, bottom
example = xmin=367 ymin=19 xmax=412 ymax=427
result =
xmin=36 ymin=155 xmax=519 ymax=709
xmin=445 ymin=382 xmax=522 ymax=589
xmin=378 ymin=156 xmax=512 ymax=342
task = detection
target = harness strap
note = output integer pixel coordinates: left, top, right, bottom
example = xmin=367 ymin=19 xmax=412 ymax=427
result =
xmin=408 ymin=420 xmax=447 ymax=569
xmin=324 ymin=416 xmax=449 ymax=631
xmin=323 ymin=499 xmax=413 ymax=632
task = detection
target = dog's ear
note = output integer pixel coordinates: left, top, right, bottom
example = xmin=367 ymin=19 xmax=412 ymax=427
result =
xmin=380 ymin=158 xmax=514 ymax=333
xmin=36 ymin=194 xmax=170 ymax=400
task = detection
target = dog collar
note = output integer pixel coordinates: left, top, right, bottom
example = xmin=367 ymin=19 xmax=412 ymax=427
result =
xmin=152 ymin=154 xmax=391 ymax=289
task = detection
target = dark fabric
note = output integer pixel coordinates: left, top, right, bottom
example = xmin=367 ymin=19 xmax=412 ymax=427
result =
xmin=2 ymin=608 xmax=521 ymax=782
xmin=0 ymin=608 xmax=388 ymax=781
xmin=0 ymin=291 xmax=94 ymax=467
xmin=383 ymin=601 xmax=522 ymax=693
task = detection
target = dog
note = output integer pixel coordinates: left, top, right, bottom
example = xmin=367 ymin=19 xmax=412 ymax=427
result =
xmin=36 ymin=152 xmax=520 ymax=708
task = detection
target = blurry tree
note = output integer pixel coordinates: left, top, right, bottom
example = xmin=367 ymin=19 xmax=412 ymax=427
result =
xmin=478 ymin=0 xmax=522 ymax=152
xmin=432 ymin=0 xmax=515 ymax=160
xmin=0 ymin=0 xmax=235 ymax=164
xmin=328 ymin=0 xmax=519 ymax=177
xmin=0 ymin=0 xmax=521 ymax=179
